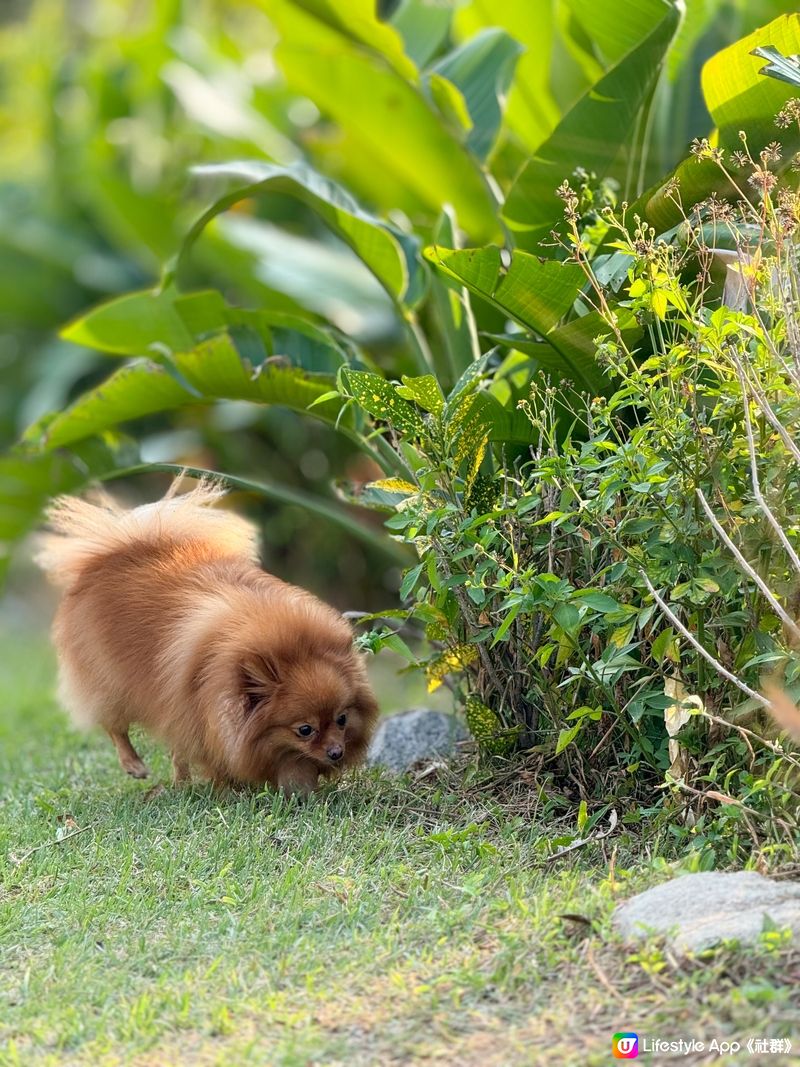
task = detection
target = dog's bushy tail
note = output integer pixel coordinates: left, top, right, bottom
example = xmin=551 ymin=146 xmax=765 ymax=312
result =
xmin=35 ymin=477 xmax=258 ymax=588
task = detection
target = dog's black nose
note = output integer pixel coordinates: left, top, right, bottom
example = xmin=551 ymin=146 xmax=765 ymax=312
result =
xmin=327 ymin=745 xmax=343 ymax=762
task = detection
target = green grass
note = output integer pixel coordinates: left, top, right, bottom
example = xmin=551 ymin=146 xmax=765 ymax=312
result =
xmin=1 ymin=623 xmax=798 ymax=1067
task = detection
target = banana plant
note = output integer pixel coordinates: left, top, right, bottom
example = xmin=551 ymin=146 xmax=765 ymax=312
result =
xmin=3 ymin=1 xmax=799 ymax=582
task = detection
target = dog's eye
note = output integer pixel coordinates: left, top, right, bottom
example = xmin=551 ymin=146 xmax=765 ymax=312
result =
xmin=297 ymin=724 xmax=314 ymax=737
xmin=336 ymin=713 xmax=347 ymax=727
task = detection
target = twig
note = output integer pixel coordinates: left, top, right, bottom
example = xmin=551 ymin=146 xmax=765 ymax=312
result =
xmin=668 ymin=776 xmax=763 ymax=849
xmin=545 ymin=809 xmax=618 ymax=862
xmin=589 ymin=719 xmax=618 ymax=760
xmin=696 ymin=488 xmax=800 ymax=643
xmin=586 ymin=943 xmax=625 ymax=1003
xmin=732 ymin=358 xmax=800 ymax=577
xmin=10 ymin=825 xmax=91 ymax=865
xmin=666 ymin=778 xmax=763 ymax=817
xmin=641 ymin=574 xmax=768 ymax=706
xmin=744 ymin=369 xmax=800 ymax=467
xmin=700 ymin=709 xmax=800 ymax=771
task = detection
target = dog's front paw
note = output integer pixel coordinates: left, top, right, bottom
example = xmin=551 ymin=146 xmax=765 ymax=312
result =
xmin=171 ymin=753 xmax=191 ymax=785
xmin=124 ymin=758 xmax=149 ymax=779
xmin=275 ymin=764 xmax=320 ymax=798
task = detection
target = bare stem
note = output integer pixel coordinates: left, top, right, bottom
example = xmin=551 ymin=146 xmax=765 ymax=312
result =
xmin=641 ymin=573 xmax=768 ymax=706
xmin=732 ymin=351 xmax=800 ymax=467
xmin=733 ymin=363 xmax=800 ymax=579
xmin=696 ymin=488 xmax=800 ymax=643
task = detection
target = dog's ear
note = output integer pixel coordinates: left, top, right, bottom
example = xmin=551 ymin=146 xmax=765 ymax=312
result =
xmin=239 ymin=655 xmax=281 ymax=715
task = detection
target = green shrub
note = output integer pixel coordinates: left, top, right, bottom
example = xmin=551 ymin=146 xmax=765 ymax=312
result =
xmin=340 ymin=128 xmax=800 ymax=858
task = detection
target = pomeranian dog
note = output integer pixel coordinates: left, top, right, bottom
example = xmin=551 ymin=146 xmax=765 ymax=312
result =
xmin=35 ymin=479 xmax=378 ymax=794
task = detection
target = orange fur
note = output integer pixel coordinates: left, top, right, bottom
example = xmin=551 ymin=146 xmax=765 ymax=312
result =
xmin=35 ymin=479 xmax=378 ymax=793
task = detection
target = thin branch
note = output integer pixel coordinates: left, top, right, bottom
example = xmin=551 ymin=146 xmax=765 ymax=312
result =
xmin=700 ymin=710 xmax=800 ymax=772
xmin=586 ymin=943 xmax=626 ymax=1004
xmin=641 ymin=574 xmax=768 ymax=706
xmin=666 ymin=778 xmax=764 ymax=818
xmin=545 ymin=809 xmax=618 ymax=863
xmin=10 ymin=825 xmax=91 ymax=865
xmin=731 ymin=350 xmax=800 ymax=467
xmin=736 ymin=370 xmax=800 ymax=579
xmin=696 ymin=488 xmax=800 ymax=643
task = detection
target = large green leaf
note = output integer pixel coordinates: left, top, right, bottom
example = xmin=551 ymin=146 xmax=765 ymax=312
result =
xmin=62 ymin=287 xmax=351 ymax=373
xmin=548 ymin=310 xmax=641 ymax=393
xmin=176 ymin=336 xmax=343 ymax=414
xmin=283 ymin=0 xmax=418 ymax=80
xmin=35 ymin=334 xmax=347 ymax=452
xmin=564 ymin=0 xmax=673 ymax=65
xmin=61 ymin=290 xmax=223 ymax=356
xmin=637 ymin=14 xmax=800 ymax=230
xmin=706 ymin=17 xmax=800 ymax=146
xmin=173 ymin=161 xmax=426 ymax=309
xmin=429 ymin=30 xmax=524 ymax=161
xmin=266 ymin=0 xmax=500 ymax=241
xmin=35 ymin=363 xmax=196 ymax=450
xmin=486 ymin=310 xmax=642 ymax=396
xmin=390 ymin=0 xmax=453 ymax=68
xmin=502 ymin=0 xmax=681 ymax=244
xmin=425 ymin=245 xmax=637 ymax=392
xmin=0 ymin=438 xmax=137 ymax=579
xmin=425 ymin=245 xmax=583 ymax=335
xmin=453 ymin=0 xmax=562 ymax=151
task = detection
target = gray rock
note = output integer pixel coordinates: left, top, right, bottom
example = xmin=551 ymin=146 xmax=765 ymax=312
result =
xmin=367 ymin=708 xmax=468 ymax=773
xmin=613 ymin=871 xmax=800 ymax=952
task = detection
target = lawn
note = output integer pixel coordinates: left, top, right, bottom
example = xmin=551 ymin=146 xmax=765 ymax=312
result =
xmin=1 ymin=621 xmax=798 ymax=1067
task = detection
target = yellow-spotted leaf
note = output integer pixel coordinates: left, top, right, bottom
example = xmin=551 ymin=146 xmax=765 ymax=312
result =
xmin=366 ymin=478 xmax=418 ymax=495
xmin=343 ymin=370 xmax=427 ymax=437
xmin=395 ymin=374 xmax=445 ymax=415
xmin=466 ymin=473 xmax=498 ymax=515
xmin=449 ymin=392 xmax=492 ymax=465
xmin=465 ymin=696 xmax=517 ymax=755
xmin=426 ymin=644 xmax=478 ymax=692
xmin=464 ymin=432 xmax=489 ymax=496
xmin=425 ymin=619 xmax=450 ymax=642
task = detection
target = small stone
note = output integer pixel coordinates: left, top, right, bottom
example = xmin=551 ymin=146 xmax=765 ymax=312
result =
xmin=613 ymin=871 xmax=800 ymax=952
xmin=366 ymin=708 xmax=468 ymax=774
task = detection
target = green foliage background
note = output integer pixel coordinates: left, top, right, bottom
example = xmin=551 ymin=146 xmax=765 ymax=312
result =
xmin=3 ymin=0 xmax=798 ymax=600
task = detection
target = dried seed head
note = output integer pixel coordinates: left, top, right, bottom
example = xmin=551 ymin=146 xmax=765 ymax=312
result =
xmin=748 ymin=166 xmax=778 ymax=194
xmin=776 ymin=99 xmax=800 ymax=129
xmin=691 ymin=137 xmax=723 ymax=162
xmin=760 ymin=141 xmax=782 ymax=164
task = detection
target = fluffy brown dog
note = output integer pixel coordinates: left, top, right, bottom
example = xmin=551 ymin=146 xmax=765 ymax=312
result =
xmin=36 ymin=479 xmax=378 ymax=794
